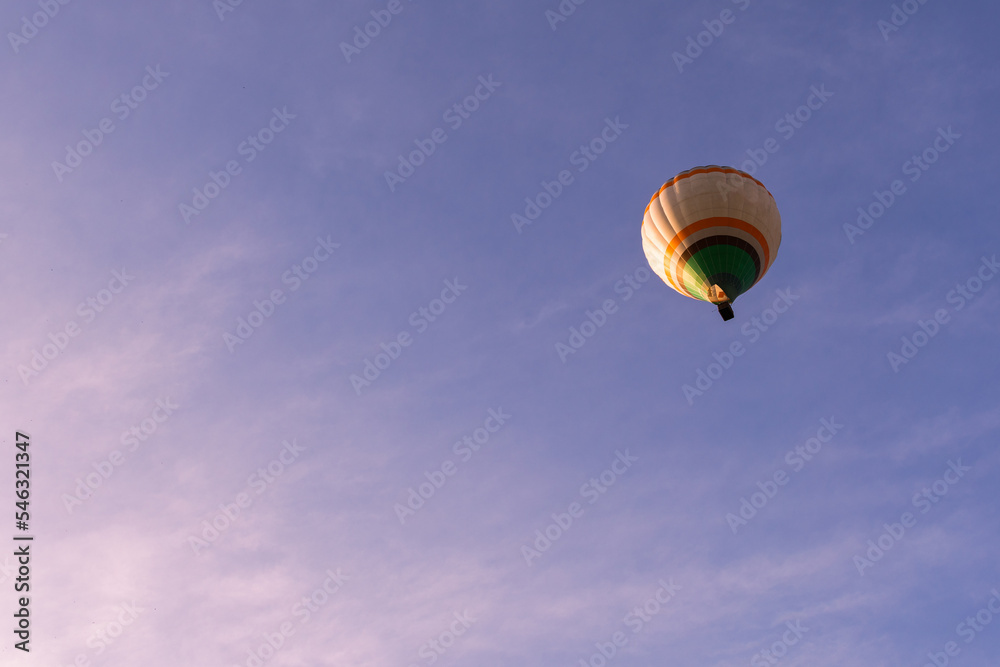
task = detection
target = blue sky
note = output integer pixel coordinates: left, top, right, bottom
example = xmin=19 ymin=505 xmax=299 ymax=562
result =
xmin=1 ymin=0 xmax=999 ymax=665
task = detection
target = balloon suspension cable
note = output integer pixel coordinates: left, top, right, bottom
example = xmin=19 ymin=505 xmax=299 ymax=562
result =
xmin=717 ymin=301 xmax=735 ymax=321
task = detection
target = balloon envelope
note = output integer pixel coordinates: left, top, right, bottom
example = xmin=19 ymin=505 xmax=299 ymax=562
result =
xmin=641 ymin=165 xmax=782 ymax=319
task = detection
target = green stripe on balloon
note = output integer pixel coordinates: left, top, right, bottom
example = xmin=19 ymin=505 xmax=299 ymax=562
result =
xmin=683 ymin=244 xmax=758 ymax=302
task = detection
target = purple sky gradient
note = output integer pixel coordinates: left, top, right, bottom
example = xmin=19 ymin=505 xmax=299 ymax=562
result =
xmin=1 ymin=1 xmax=999 ymax=665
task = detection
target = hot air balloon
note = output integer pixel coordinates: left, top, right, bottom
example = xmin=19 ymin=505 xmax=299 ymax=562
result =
xmin=641 ymin=165 xmax=782 ymax=321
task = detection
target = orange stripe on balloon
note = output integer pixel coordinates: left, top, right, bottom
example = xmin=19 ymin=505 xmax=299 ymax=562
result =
xmin=667 ymin=217 xmax=770 ymax=293
xmin=643 ymin=222 xmax=683 ymax=293
xmin=644 ymin=166 xmax=773 ymax=214
xmin=660 ymin=250 xmax=682 ymax=293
